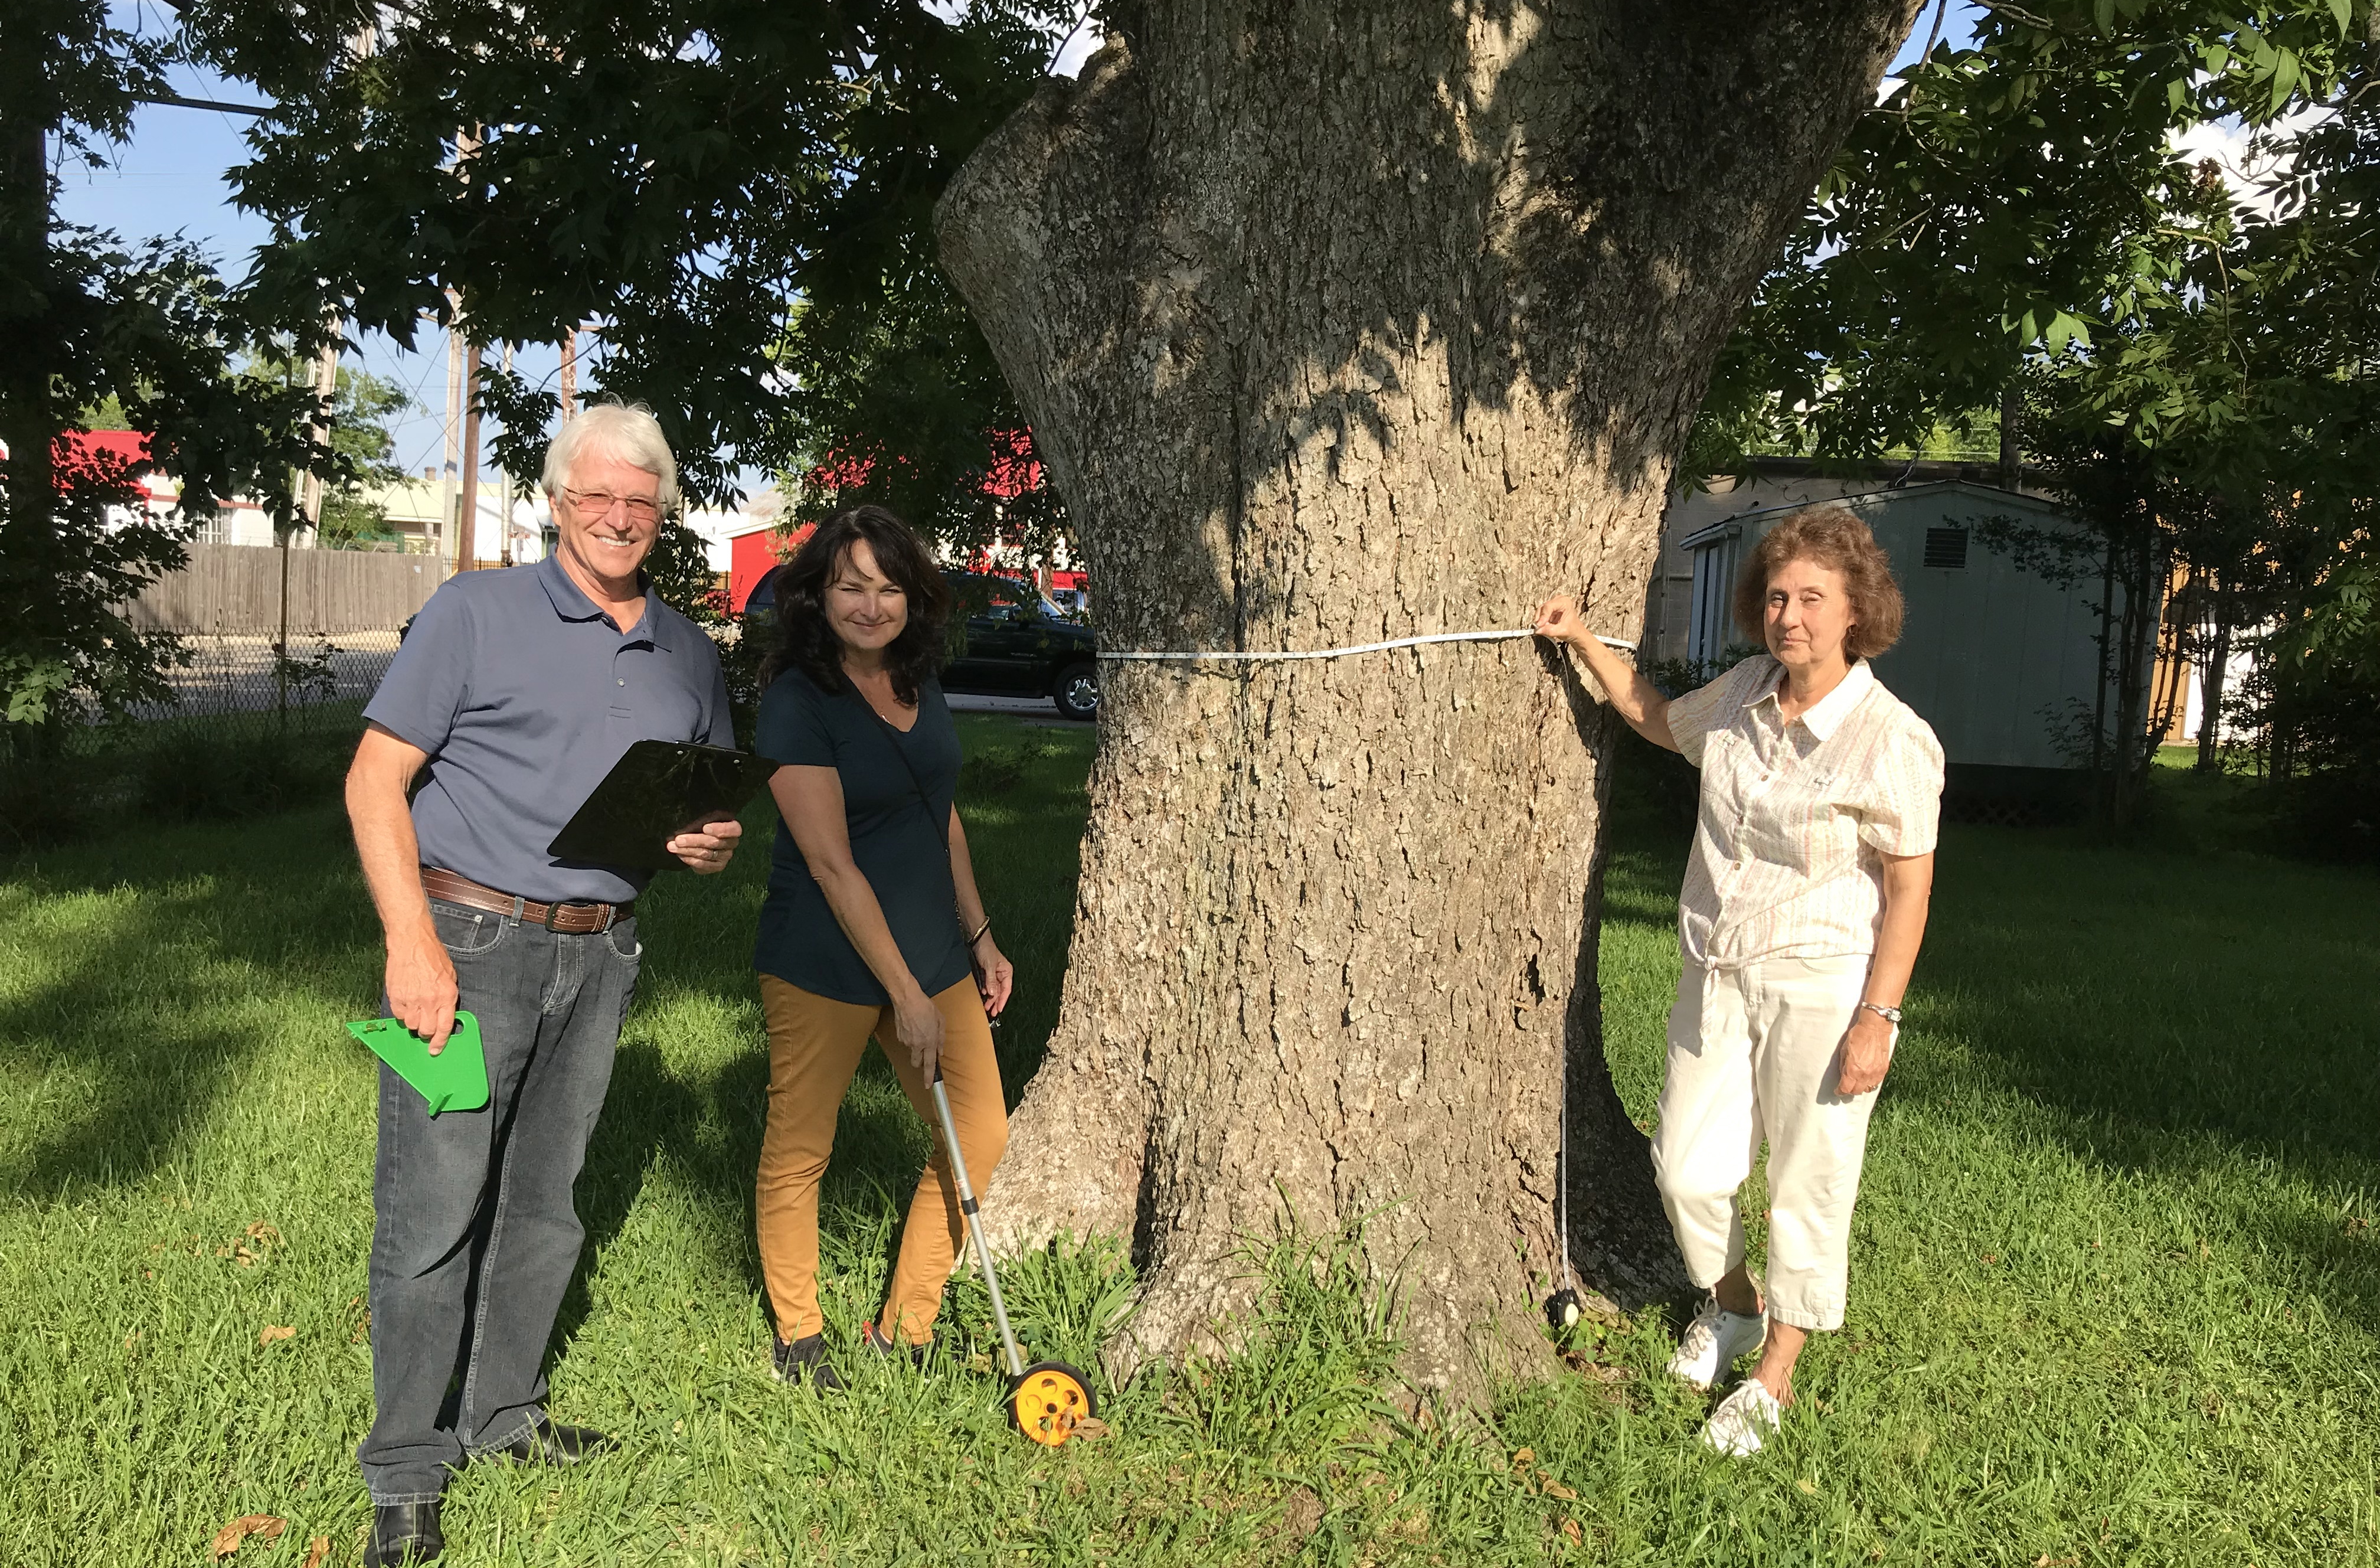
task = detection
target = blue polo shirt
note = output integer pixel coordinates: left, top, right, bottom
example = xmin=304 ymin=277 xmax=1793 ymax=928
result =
xmin=363 ymin=554 xmax=735 ymax=904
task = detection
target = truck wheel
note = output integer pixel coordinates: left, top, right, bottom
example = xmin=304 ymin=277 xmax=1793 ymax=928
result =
xmin=1051 ymin=661 xmax=1100 ymax=721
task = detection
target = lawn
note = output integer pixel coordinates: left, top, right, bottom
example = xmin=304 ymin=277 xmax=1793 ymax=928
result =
xmin=2 ymin=718 xmax=2376 ymax=1566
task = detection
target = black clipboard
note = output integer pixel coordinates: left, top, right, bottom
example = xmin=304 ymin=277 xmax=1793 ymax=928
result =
xmin=547 ymin=740 xmax=776 ymax=871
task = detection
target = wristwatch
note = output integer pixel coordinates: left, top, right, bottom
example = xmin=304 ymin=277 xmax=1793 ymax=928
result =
xmin=1859 ymin=1002 xmax=1902 ymax=1025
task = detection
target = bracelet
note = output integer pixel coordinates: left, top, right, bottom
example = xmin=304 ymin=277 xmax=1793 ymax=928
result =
xmin=968 ymin=917 xmax=992 ymax=946
xmin=1859 ymin=1002 xmax=1902 ymax=1026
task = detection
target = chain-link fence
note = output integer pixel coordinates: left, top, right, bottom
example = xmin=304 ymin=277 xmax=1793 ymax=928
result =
xmin=122 ymin=630 xmax=404 ymax=729
xmin=6 ymin=631 xmax=406 ymax=847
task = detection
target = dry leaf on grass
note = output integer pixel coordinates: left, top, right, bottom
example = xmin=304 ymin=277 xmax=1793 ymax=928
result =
xmin=300 ymin=1537 xmax=329 ymax=1568
xmin=1797 ymin=1478 xmax=1819 ymax=1495
xmin=1562 ymin=1518 xmax=1584 ymax=1546
xmin=259 ymin=1325 xmax=295 ymax=1347
xmin=210 ymin=1514 xmax=284 ymax=1558
xmin=1511 ymin=1446 xmax=1536 ymax=1472
xmin=1068 ymin=1416 xmax=1112 ymax=1442
xmin=2033 ymin=1557 xmax=2080 ymax=1568
xmin=1539 ymin=1476 xmax=1577 ymax=1501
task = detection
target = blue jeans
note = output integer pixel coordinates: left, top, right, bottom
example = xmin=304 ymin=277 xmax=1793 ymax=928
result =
xmin=357 ymin=899 xmax=643 ymax=1504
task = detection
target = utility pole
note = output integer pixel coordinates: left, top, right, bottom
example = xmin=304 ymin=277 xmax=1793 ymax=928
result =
xmin=301 ymin=321 xmax=339 ymax=534
xmin=454 ymin=338 xmax=483 ymax=575
xmin=558 ymin=325 xmax=579 ymax=420
xmin=448 ymin=123 xmax=484 ymax=576
xmin=498 ymin=341 xmax=514 ymax=567
xmin=440 ymin=292 xmax=462 ymax=566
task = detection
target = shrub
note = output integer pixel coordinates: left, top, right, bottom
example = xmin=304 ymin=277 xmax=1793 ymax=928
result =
xmin=0 ymin=760 xmax=99 ymax=850
xmin=132 ymin=727 xmax=348 ymax=823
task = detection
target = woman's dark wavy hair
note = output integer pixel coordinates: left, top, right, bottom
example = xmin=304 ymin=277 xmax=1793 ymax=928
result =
xmin=761 ymin=505 xmax=951 ymax=704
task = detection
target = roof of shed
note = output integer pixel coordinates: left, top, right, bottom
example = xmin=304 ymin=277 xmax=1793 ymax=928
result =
xmin=1679 ymin=480 xmax=2067 ymax=552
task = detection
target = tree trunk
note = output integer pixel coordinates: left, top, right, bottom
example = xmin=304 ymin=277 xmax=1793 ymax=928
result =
xmin=1 ymin=103 xmax=58 ymax=765
xmin=936 ymin=0 xmax=1921 ymax=1394
xmin=1997 ymin=383 xmax=2021 ymax=491
xmin=2196 ymin=576 xmax=2233 ymax=772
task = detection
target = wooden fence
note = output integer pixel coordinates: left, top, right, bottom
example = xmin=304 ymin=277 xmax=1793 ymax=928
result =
xmin=128 ymin=543 xmax=451 ymax=636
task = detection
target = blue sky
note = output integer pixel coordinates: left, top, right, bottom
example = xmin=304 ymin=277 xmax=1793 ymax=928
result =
xmin=58 ymin=5 xmax=1967 ymax=497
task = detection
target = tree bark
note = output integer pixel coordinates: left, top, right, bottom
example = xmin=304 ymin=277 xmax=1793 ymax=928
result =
xmin=936 ymin=0 xmax=1921 ymax=1394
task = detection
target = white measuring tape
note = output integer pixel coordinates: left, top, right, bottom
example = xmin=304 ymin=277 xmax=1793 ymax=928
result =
xmin=1100 ymin=628 xmax=1636 ymax=662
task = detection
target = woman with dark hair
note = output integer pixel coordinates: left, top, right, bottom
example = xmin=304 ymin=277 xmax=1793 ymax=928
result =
xmin=1535 ymin=504 xmax=1943 ymax=1456
xmin=750 ymin=505 xmax=1014 ymax=1391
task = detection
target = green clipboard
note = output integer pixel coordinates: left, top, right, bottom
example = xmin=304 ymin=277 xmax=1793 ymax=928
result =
xmin=346 ymin=1012 xmax=491 ymax=1116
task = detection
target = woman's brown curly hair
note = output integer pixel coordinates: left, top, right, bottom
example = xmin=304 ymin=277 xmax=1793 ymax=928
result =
xmin=1731 ymin=505 xmax=1906 ymax=660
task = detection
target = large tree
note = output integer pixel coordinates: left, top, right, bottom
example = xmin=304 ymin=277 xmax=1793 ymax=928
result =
xmin=0 ymin=1 xmax=331 ymax=754
xmin=933 ymin=2 xmax=1924 ymax=1387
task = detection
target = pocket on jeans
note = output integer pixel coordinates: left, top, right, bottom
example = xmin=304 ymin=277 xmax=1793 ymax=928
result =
xmin=604 ymin=917 xmax=643 ymax=962
xmin=430 ymin=902 xmax=510 ymax=958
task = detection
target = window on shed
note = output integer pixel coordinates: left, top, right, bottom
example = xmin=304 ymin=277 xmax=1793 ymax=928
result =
xmin=1923 ymin=526 xmax=1970 ymax=569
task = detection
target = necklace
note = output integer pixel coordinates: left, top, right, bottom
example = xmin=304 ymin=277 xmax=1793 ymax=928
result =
xmin=844 ymin=662 xmax=918 ymax=733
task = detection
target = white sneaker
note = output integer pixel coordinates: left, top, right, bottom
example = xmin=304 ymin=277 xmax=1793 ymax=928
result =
xmin=1666 ymin=1295 xmax=1766 ymax=1390
xmin=1702 ymin=1378 xmax=1782 ymax=1457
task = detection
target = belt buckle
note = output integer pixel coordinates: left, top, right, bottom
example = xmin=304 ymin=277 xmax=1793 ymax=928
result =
xmin=542 ymin=900 xmax=568 ymax=933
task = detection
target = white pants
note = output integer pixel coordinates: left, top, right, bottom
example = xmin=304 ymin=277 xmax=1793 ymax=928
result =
xmin=1650 ymin=954 xmax=1879 ymax=1332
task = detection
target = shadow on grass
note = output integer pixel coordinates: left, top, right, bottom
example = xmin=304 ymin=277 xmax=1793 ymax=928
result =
xmin=0 ymin=806 xmax=380 ymax=1198
xmin=1902 ymin=824 xmax=2380 ymax=1175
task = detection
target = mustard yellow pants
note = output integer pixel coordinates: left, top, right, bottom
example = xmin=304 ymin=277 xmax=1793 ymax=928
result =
xmin=755 ymin=975 xmax=1008 ymax=1346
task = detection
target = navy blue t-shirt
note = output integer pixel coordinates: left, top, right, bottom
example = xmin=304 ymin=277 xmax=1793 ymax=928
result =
xmin=753 ymin=670 xmax=970 ymax=1006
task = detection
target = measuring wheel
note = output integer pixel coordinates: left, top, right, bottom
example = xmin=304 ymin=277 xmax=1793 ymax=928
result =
xmin=928 ymin=1067 xmax=1104 ymax=1449
xmin=1007 ymin=1358 xmax=1096 ymax=1447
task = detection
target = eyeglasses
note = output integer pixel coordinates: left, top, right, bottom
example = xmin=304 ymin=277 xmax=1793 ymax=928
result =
xmin=561 ymin=486 xmax=662 ymax=524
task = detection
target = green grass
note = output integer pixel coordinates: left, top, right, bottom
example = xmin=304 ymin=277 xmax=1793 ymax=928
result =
xmin=3 ymin=721 xmax=2377 ymax=1564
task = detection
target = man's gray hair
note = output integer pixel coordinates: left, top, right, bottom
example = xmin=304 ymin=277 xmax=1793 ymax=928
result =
xmin=542 ymin=401 xmax=681 ymax=513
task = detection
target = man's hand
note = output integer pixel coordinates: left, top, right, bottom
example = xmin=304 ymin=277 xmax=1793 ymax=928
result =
xmin=388 ymin=926 xmax=460 ymax=1056
xmin=1835 ymin=1009 xmax=1896 ymax=1097
xmin=667 ymin=818 xmax=743 ymax=874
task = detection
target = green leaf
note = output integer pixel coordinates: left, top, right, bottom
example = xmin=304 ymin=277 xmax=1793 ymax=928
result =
xmin=2 ymin=658 xmax=73 ymax=727
xmin=2328 ymin=0 xmax=2351 ymax=38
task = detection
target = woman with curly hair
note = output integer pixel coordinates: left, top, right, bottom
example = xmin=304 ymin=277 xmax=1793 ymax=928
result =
xmin=750 ymin=505 xmax=1013 ymax=1391
xmin=1535 ymin=504 xmax=1943 ymax=1456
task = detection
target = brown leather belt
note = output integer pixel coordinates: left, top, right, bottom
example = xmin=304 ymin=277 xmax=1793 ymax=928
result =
xmin=420 ymin=867 xmax=632 ymax=935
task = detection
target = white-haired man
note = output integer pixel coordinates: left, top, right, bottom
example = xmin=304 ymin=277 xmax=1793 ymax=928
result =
xmin=344 ymin=403 xmax=741 ymax=1566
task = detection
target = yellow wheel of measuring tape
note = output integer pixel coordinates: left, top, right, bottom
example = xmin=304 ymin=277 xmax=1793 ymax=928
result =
xmin=1008 ymin=1362 xmax=1094 ymax=1447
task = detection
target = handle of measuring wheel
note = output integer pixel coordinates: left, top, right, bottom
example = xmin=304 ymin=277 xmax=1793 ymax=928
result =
xmin=930 ymin=1064 xmax=1026 ymax=1381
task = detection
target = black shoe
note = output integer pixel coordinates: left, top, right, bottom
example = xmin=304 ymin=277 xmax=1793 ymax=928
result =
xmin=483 ymin=1414 xmax=616 ymax=1466
xmin=773 ymin=1332 xmax=845 ymax=1391
xmin=364 ymin=1500 xmax=443 ymax=1567
xmin=862 ymin=1318 xmax=939 ymax=1370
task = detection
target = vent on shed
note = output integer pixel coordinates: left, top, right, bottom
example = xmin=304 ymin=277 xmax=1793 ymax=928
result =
xmin=1923 ymin=527 xmax=1970 ymax=569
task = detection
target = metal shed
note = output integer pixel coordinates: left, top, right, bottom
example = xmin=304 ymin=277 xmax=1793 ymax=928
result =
xmin=1679 ymin=481 xmax=2124 ymax=780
